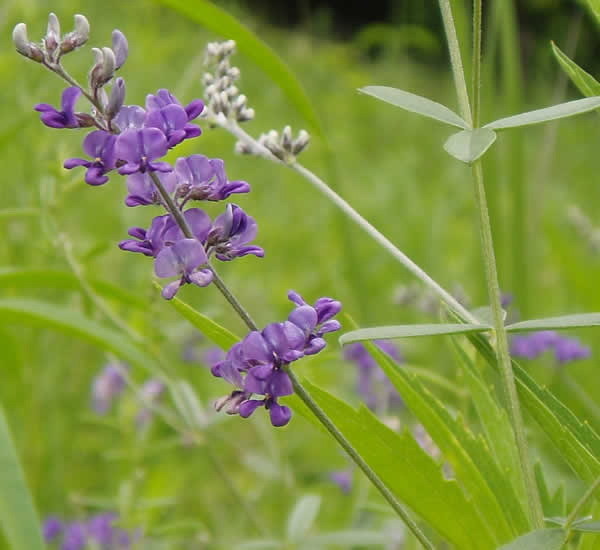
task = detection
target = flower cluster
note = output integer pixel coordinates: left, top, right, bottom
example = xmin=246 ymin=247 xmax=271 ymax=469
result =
xmin=43 ymin=513 xmax=139 ymax=550
xmin=343 ymin=340 xmax=402 ymax=410
xmin=213 ymin=291 xmax=342 ymax=427
xmin=510 ymin=331 xmax=591 ymax=364
xmin=15 ymin=14 xmax=263 ymax=300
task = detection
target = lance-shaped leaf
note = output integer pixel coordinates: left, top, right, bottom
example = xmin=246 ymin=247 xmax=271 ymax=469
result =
xmin=551 ymin=42 xmax=600 ymax=98
xmin=0 ymin=407 xmax=44 ymax=550
xmin=506 ymin=313 xmax=600 ymax=333
xmin=585 ymin=0 xmax=600 ymax=24
xmin=154 ymin=282 xmax=239 ymax=350
xmin=484 ymin=96 xmax=600 ymax=130
xmin=498 ymin=528 xmax=565 ymax=550
xmin=358 ymin=86 xmax=469 ymax=129
xmin=340 ymin=323 xmax=491 ymax=345
xmin=443 ymin=128 xmax=497 ymax=164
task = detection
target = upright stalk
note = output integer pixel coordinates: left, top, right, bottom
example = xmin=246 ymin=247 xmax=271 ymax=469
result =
xmin=439 ymin=0 xmax=543 ymax=527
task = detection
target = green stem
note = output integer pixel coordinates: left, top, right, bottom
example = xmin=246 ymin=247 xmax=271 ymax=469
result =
xmin=223 ymin=121 xmax=478 ymax=325
xmin=287 ymin=369 xmax=435 ymax=549
xmin=441 ymin=0 xmax=543 ymax=527
xmin=149 ymin=172 xmax=258 ymax=332
xmin=564 ymin=475 xmax=600 ymax=531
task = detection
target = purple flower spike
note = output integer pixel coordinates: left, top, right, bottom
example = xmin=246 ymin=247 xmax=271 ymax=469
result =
xmin=125 ymin=171 xmax=177 ymax=207
xmin=43 ymin=517 xmax=63 ymax=541
xmin=35 ymin=87 xmax=81 ymax=128
xmin=175 ymin=155 xmax=250 ymax=202
xmin=64 ymin=130 xmax=117 ymax=185
xmin=146 ymin=89 xmax=204 ymax=143
xmin=154 ymin=238 xmax=213 ymax=299
xmin=62 ymin=522 xmax=87 ymax=550
xmin=208 ymin=204 xmax=264 ymax=261
xmin=115 ymin=128 xmax=171 ymax=175
xmin=91 ymin=362 xmax=127 ymax=414
xmin=555 ymin=337 xmax=591 ymax=364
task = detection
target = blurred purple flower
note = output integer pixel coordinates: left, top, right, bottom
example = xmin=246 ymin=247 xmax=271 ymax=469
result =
xmin=64 ymin=130 xmax=117 ymax=185
xmin=511 ymin=331 xmax=591 ymax=364
xmin=329 ymin=469 xmax=352 ymax=494
xmin=91 ymin=362 xmax=127 ymax=414
xmin=344 ymin=340 xmax=402 ymax=410
xmin=35 ymin=87 xmax=81 ymax=129
xmin=43 ymin=517 xmax=63 ymax=541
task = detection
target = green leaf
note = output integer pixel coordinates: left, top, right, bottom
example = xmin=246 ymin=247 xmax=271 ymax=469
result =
xmin=484 ymin=96 xmax=600 ymax=130
xmin=305 ymin=530 xmax=388 ymax=546
xmin=154 ymin=0 xmax=323 ymax=135
xmin=340 ymin=323 xmax=491 ymax=345
xmin=443 ymin=128 xmax=497 ymax=164
xmin=301 ymin=379 xmax=495 ymax=549
xmin=452 ymin=339 xmax=525 ymax=502
xmin=0 ymin=298 xmax=158 ymax=370
xmin=0 ymin=407 xmax=44 ymax=550
xmin=286 ymin=495 xmax=321 ymax=542
xmin=358 ymin=86 xmax=469 ymax=129
xmin=498 ymin=528 xmax=565 ymax=550
xmin=466 ymin=332 xmax=600 ymax=482
xmin=0 ymin=208 xmax=39 ymax=222
xmin=364 ymin=343 xmax=529 ymax=541
xmin=535 ymin=463 xmax=565 ymax=517
xmin=0 ymin=268 xmax=147 ymax=309
xmin=551 ymin=42 xmax=600 ymax=98
xmin=506 ymin=313 xmax=600 ymax=332
xmin=155 ymin=282 xmax=239 ymax=350
xmin=572 ymin=520 xmax=600 ymax=533
xmin=584 ymin=0 xmax=600 ymax=24
xmin=471 ymin=305 xmax=506 ymax=325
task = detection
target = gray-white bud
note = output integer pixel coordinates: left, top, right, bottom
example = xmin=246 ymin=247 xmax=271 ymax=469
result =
xmin=106 ymin=77 xmax=126 ymax=119
xmin=45 ymin=12 xmax=61 ymax=53
xmin=112 ymin=30 xmax=128 ymax=70
xmin=12 ymin=23 xmax=44 ymax=62
xmin=281 ymin=125 xmax=293 ymax=151
xmin=60 ymin=14 xmax=90 ymax=53
xmin=90 ymin=47 xmax=116 ymax=89
xmin=292 ymin=130 xmax=310 ymax=155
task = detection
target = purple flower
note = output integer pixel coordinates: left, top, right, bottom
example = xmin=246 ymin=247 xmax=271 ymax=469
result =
xmin=87 ymin=513 xmax=117 ymax=544
xmin=91 ymin=362 xmax=127 ymax=414
xmin=61 ymin=522 xmax=86 ymax=550
xmin=125 ymin=171 xmax=177 ymax=207
xmin=511 ymin=331 xmax=591 ymax=364
xmin=43 ymin=517 xmax=63 ymax=541
xmin=119 ymin=209 xmax=211 ymax=258
xmin=174 ymin=155 xmax=250 ymax=202
xmin=555 ymin=337 xmax=591 ymax=364
xmin=35 ymin=87 xmax=81 ymax=129
xmin=115 ymin=128 xmax=171 ymax=175
xmin=212 ymin=292 xmax=342 ymax=427
xmin=114 ymin=105 xmax=146 ymax=130
xmin=64 ymin=130 xmax=117 ymax=185
xmin=207 ymin=204 xmax=264 ymax=261
xmin=344 ymin=340 xmax=402 ymax=409
xmin=155 ymin=238 xmax=213 ymax=299
xmin=329 ymin=470 xmax=352 ymax=493
xmin=146 ymin=89 xmax=204 ymax=121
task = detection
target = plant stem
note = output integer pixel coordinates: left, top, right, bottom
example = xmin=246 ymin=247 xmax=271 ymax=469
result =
xmin=564 ymin=475 xmax=600 ymax=531
xmin=438 ymin=0 xmax=473 ymax=126
xmin=287 ymin=369 xmax=435 ymax=549
xmin=223 ymin=121 xmax=478 ymax=325
xmin=149 ymin=172 xmax=258 ymax=332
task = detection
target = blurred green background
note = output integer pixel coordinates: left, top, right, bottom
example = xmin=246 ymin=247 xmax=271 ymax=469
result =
xmin=2 ymin=0 xmax=600 ymax=547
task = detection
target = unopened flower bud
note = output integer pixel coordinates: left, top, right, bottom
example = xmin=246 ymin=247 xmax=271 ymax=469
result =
xmin=281 ymin=125 xmax=293 ymax=151
xmin=227 ymin=67 xmax=240 ymax=80
xmin=44 ymin=13 xmax=61 ymax=55
xmin=106 ymin=77 xmax=126 ymax=119
xmin=202 ymin=72 xmax=214 ymax=86
xmin=12 ymin=23 xmax=44 ymax=62
xmin=235 ymin=140 xmax=254 ymax=155
xmin=237 ymin=107 xmax=255 ymax=123
xmin=222 ymin=40 xmax=236 ymax=56
xmin=89 ymin=47 xmax=116 ymax=89
xmin=112 ymin=30 xmax=128 ymax=69
xmin=292 ymin=129 xmax=310 ymax=155
xmin=60 ymin=14 xmax=90 ymax=53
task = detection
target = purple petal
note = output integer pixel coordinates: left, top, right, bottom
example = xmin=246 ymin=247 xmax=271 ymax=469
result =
xmin=288 ymin=305 xmax=318 ymax=334
xmin=184 ymin=208 xmax=212 ymax=242
xmin=60 ymin=87 xmax=81 ymax=124
xmin=242 ymin=331 xmax=272 ymax=363
xmin=189 ymin=268 xmax=213 ymax=287
xmin=161 ymin=280 xmax=182 ymax=300
xmin=304 ymin=337 xmax=327 ymax=355
xmin=185 ymin=99 xmax=205 ymax=120
xmin=268 ymin=401 xmax=292 ymax=427
xmin=154 ymin=238 xmax=207 ymax=278
xmin=64 ymin=157 xmax=90 ymax=169
xmin=239 ymin=399 xmax=264 ymax=418
xmin=267 ymin=370 xmax=293 ymax=397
